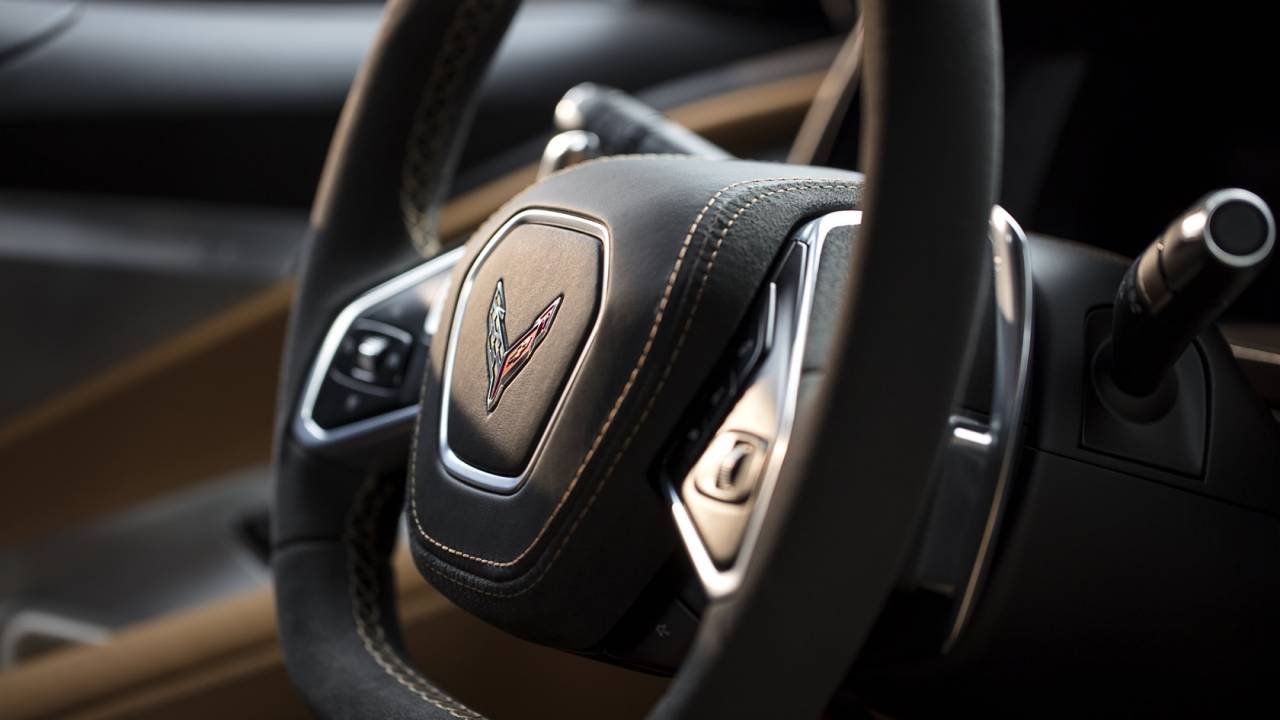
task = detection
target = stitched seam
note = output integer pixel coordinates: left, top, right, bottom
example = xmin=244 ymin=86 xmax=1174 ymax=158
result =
xmin=401 ymin=0 xmax=492 ymax=246
xmin=411 ymin=179 xmax=856 ymax=587
xmin=420 ymin=181 xmax=857 ymax=597
xmin=346 ymin=475 xmax=486 ymax=719
xmin=409 ymin=176 xmax=822 ymax=567
xmin=401 ymin=0 xmax=505 ymax=253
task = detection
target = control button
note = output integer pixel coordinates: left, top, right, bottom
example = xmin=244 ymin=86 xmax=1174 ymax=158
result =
xmin=356 ymin=335 xmax=389 ymax=366
xmin=616 ymin=600 xmax=699 ymax=673
xmin=692 ymin=432 xmax=767 ymax=503
xmin=311 ymin=376 xmax=404 ymax=428
xmin=333 ymin=320 xmax=413 ymax=389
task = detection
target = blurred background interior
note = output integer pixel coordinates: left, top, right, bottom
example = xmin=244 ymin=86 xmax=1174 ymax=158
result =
xmin=0 ymin=0 xmax=1276 ymax=714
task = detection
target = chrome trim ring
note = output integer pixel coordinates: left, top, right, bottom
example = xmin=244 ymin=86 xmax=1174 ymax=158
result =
xmin=1199 ymin=187 xmax=1276 ymax=269
xmin=437 ymin=209 xmax=611 ymax=494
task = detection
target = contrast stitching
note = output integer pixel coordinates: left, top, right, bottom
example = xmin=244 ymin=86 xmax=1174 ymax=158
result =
xmin=346 ymin=475 xmax=486 ymax=719
xmin=401 ymin=0 xmax=508 ymax=254
xmin=419 ymin=181 xmax=858 ymax=597
xmin=410 ymin=176 xmax=815 ymax=566
xmin=409 ymin=179 xmax=857 ymax=586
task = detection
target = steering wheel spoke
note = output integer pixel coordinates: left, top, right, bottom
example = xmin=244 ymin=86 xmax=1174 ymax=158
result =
xmin=294 ymin=248 xmax=461 ymax=460
xmin=667 ymin=210 xmax=862 ymax=598
xmin=669 ymin=205 xmax=1033 ymax=643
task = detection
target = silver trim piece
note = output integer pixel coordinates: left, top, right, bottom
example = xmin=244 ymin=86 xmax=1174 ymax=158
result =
xmin=553 ymin=84 xmax=595 ymax=131
xmin=952 ymin=425 xmax=994 ymax=447
xmin=538 ymin=130 xmax=601 ymax=179
xmin=668 ymin=210 xmax=861 ymax=598
xmin=942 ymin=205 xmax=1034 ymax=650
xmin=295 ymin=246 xmax=465 ymax=447
xmin=1198 ymin=188 xmax=1275 ymax=269
xmin=437 ymin=209 xmax=610 ymax=494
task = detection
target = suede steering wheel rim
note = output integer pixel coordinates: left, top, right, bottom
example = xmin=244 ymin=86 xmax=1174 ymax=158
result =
xmin=271 ymin=1 xmax=1002 ymax=717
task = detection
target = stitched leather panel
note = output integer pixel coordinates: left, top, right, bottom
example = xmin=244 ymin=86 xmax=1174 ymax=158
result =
xmin=409 ymin=156 xmax=862 ymax=648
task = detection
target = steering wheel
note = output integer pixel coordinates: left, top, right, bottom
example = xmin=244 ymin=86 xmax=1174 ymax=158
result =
xmin=272 ymin=0 xmax=1001 ymax=716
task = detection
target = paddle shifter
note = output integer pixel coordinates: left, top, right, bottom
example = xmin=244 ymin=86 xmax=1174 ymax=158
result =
xmin=1109 ymin=189 xmax=1275 ymax=397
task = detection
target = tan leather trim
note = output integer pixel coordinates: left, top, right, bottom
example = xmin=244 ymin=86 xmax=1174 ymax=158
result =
xmin=0 ymin=284 xmax=291 ymax=547
xmin=788 ymin=24 xmax=862 ymax=165
xmin=0 ymin=71 xmax=820 ymax=547
xmin=668 ymin=72 xmax=824 ymax=153
xmin=0 ymin=548 xmax=666 ymax=720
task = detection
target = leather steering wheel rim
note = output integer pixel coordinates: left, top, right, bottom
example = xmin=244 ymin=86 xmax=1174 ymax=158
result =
xmin=271 ymin=1 xmax=1002 ymax=717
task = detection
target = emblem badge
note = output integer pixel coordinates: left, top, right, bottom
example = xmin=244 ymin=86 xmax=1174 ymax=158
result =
xmin=485 ymin=279 xmax=562 ymax=412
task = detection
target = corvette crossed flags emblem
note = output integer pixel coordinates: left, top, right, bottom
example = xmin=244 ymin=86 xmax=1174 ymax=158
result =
xmin=485 ymin=279 xmax=562 ymax=413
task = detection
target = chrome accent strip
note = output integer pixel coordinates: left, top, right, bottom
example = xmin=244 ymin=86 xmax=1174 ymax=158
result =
xmin=538 ymin=130 xmax=601 ymax=179
xmin=295 ymin=246 xmax=465 ymax=447
xmin=668 ymin=210 xmax=862 ymax=598
xmin=437 ymin=209 xmax=611 ymax=494
xmin=943 ymin=205 xmax=1034 ymax=649
xmin=1231 ymin=343 xmax=1280 ymax=366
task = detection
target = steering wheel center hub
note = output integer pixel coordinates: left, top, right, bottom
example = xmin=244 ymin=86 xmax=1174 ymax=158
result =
xmin=408 ymin=158 xmax=861 ymax=648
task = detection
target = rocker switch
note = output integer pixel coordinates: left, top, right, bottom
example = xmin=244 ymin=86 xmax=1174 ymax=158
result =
xmin=693 ymin=432 xmax=767 ymax=504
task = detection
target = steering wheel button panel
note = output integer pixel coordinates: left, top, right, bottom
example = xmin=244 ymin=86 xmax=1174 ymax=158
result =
xmin=295 ymin=247 xmax=462 ymax=449
xmin=332 ymin=320 xmax=414 ymax=389
xmin=674 ymin=214 xmax=848 ymax=579
xmin=672 ymin=206 xmax=1033 ymax=614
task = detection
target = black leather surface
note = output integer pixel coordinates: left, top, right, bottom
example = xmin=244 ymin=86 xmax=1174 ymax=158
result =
xmin=272 ymin=0 xmax=520 ymax=718
xmin=410 ymin=157 xmax=861 ymax=648
xmin=274 ymin=472 xmax=488 ymax=720
xmin=446 ymin=222 xmax=600 ymax=477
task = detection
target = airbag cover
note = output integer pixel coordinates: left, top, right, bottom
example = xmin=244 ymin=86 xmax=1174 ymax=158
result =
xmin=410 ymin=157 xmax=861 ymax=648
xmin=443 ymin=220 xmax=601 ymax=479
